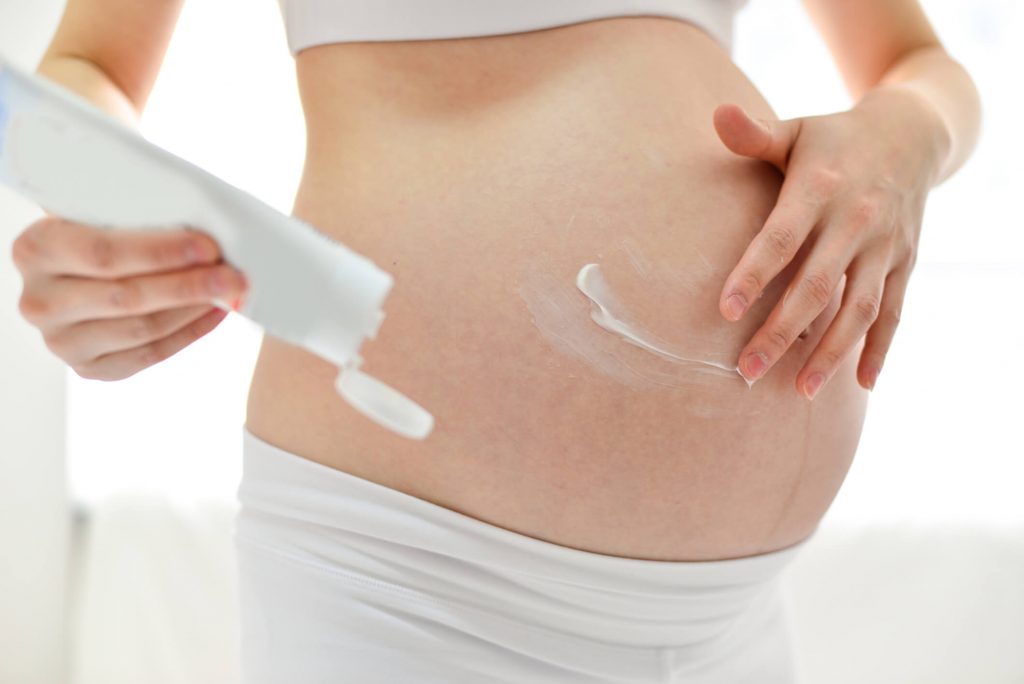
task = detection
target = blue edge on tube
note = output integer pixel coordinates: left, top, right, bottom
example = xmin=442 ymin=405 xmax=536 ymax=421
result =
xmin=0 ymin=66 xmax=9 ymax=157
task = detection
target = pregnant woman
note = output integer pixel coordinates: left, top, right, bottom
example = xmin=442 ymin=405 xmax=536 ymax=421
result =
xmin=12 ymin=0 xmax=980 ymax=681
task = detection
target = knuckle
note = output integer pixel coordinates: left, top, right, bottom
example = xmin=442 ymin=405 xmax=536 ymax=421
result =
xmin=17 ymin=291 xmax=49 ymax=321
xmin=129 ymin=314 xmax=159 ymax=342
xmin=905 ymin=249 xmax=918 ymax=271
xmin=90 ymin=233 xmax=116 ymax=272
xmin=800 ymin=271 xmax=834 ymax=308
xmin=136 ymin=344 xmax=163 ymax=369
xmin=764 ymin=225 xmax=798 ymax=257
xmin=109 ymin=280 xmax=142 ymax=312
xmin=42 ymin=331 xmax=68 ymax=359
xmin=10 ymin=232 xmax=38 ymax=271
xmin=739 ymin=270 xmax=763 ymax=294
xmin=806 ymin=167 xmax=844 ymax=197
xmin=853 ymin=293 xmax=881 ymax=324
xmin=818 ymin=346 xmax=844 ymax=370
xmin=849 ymin=197 xmax=882 ymax=231
xmin=767 ymin=327 xmax=792 ymax=352
xmin=879 ymin=242 xmax=898 ymax=267
xmin=883 ymin=306 xmax=902 ymax=327
xmin=46 ymin=337 xmax=85 ymax=368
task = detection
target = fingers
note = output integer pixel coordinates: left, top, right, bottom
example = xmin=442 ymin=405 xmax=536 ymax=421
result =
xmin=795 ymin=255 xmax=887 ymax=399
xmin=9 ymin=217 xmax=241 ymax=380
xmin=73 ymin=307 xmax=230 ymax=381
xmin=18 ymin=263 xmax=248 ymax=327
xmin=44 ymin=304 xmax=214 ymax=365
xmin=857 ymin=266 xmax=911 ymax=391
xmin=11 ymin=217 xmax=223 ymax=279
xmin=719 ymin=175 xmax=833 ymax=322
xmin=735 ymin=230 xmax=860 ymax=385
xmin=712 ymin=103 xmax=803 ymax=172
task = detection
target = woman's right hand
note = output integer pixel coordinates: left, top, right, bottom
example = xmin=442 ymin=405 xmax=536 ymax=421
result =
xmin=9 ymin=217 xmax=249 ymax=381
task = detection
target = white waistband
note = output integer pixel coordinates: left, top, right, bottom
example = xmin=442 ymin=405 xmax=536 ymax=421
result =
xmin=235 ymin=426 xmax=813 ymax=651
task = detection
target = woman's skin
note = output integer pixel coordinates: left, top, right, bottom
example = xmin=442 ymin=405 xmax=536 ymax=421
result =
xmin=13 ymin=0 xmax=979 ymax=561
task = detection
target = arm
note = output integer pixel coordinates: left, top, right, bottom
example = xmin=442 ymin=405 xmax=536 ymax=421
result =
xmin=801 ymin=0 xmax=981 ymax=185
xmin=36 ymin=0 xmax=187 ymax=127
xmin=712 ymin=0 xmax=982 ymax=397
xmin=11 ymin=0 xmax=249 ymax=382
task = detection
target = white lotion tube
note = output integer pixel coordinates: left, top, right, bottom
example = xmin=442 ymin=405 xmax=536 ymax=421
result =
xmin=0 ymin=54 xmax=433 ymax=440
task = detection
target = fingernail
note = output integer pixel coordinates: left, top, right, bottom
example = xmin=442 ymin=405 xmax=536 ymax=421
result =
xmin=804 ymin=372 xmax=825 ymax=400
xmin=725 ymin=293 xmax=748 ymax=321
xmin=185 ymin=242 xmax=202 ymax=264
xmin=230 ymin=295 xmax=243 ymax=312
xmin=743 ymin=351 xmax=769 ymax=382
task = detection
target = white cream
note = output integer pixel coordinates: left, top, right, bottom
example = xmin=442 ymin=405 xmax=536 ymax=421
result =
xmin=517 ymin=261 xmax=682 ymax=392
xmin=516 ymin=249 xmax=753 ymax=409
xmin=575 ymin=263 xmax=746 ymax=383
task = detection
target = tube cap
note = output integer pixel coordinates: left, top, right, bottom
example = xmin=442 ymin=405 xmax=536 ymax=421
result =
xmin=335 ymin=366 xmax=434 ymax=440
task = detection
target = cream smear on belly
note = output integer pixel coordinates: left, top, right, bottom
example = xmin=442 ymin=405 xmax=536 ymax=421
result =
xmin=516 ymin=251 xmax=749 ymax=395
xmin=575 ymin=263 xmax=745 ymax=382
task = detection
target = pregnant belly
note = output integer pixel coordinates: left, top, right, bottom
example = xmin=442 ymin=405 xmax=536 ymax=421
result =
xmin=245 ymin=17 xmax=869 ymax=561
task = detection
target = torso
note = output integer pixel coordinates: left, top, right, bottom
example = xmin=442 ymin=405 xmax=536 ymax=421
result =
xmin=245 ymin=16 xmax=869 ymax=562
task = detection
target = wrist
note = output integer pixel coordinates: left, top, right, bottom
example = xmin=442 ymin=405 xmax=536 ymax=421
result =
xmin=853 ymin=84 xmax=952 ymax=189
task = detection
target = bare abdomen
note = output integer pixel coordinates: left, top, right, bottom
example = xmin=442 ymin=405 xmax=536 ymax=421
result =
xmin=245 ymin=17 xmax=869 ymax=561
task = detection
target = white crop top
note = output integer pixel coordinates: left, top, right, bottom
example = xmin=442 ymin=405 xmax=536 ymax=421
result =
xmin=276 ymin=0 xmax=749 ymax=57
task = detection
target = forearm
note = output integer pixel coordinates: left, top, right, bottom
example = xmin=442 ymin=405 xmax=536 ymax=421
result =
xmin=31 ymin=55 xmax=141 ymax=218
xmin=853 ymin=45 xmax=982 ymax=187
xmin=35 ymin=54 xmax=141 ymax=129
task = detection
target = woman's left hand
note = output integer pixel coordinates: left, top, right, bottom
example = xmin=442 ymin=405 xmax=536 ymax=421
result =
xmin=712 ymin=90 xmax=945 ymax=399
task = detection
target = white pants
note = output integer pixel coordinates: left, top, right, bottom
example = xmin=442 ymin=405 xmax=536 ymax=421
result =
xmin=234 ymin=426 xmax=815 ymax=683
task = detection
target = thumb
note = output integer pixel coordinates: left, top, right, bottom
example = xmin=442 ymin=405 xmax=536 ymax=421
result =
xmin=713 ymin=103 xmax=801 ymax=173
